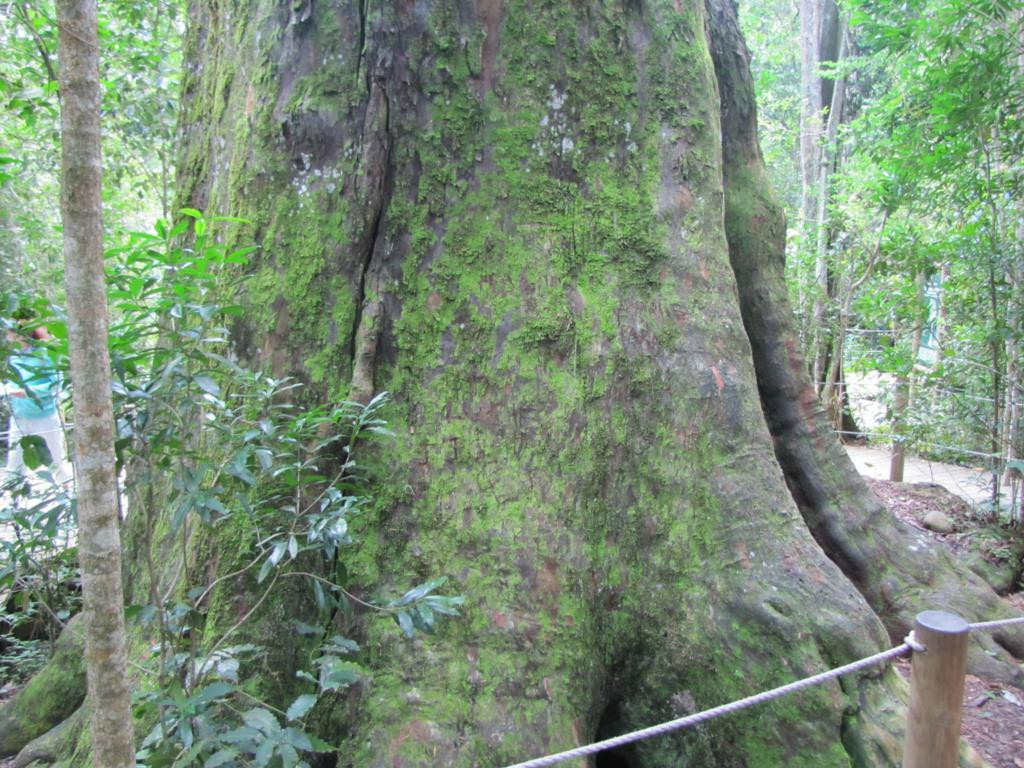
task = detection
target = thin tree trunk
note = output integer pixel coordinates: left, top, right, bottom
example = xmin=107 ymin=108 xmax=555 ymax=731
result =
xmin=56 ymin=1 xmax=134 ymax=765
xmin=812 ymin=26 xmax=848 ymax=401
xmin=803 ymin=0 xmax=844 ymax=394
xmin=936 ymin=263 xmax=949 ymax=369
xmin=824 ymin=211 xmax=887 ymax=430
xmin=980 ymin=142 xmax=1006 ymax=511
xmin=1003 ymin=260 xmax=1022 ymax=525
xmin=813 ymin=26 xmax=846 ymax=255
xmin=889 ymin=270 xmax=926 ymax=482
xmin=824 ymin=321 xmax=845 ymax=429
xmin=1002 ymin=26 xmax=1023 ymax=516
xmin=802 ymin=0 xmax=825 ymax=392
xmin=929 ymin=262 xmax=949 ymax=415
xmin=1004 ymin=329 xmax=1021 ymax=522
xmin=799 ymin=0 xmax=823 ymax=237
xmin=887 ymin=355 xmax=908 ymax=483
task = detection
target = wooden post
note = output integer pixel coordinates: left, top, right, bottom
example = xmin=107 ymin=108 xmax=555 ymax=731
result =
xmin=902 ymin=610 xmax=969 ymax=768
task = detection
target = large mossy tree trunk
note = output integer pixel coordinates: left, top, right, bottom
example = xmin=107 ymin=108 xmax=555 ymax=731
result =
xmin=170 ymin=1 xmax=903 ymax=763
xmin=2 ymin=0 xmax=1018 ymax=766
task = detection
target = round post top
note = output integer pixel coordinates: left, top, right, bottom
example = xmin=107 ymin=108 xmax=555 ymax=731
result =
xmin=916 ymin=610 xmax=969 ymax=634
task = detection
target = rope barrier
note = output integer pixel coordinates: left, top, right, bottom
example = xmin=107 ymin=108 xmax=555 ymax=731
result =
xmin=968 ymin=616 xmax=1024 ymax=631
xmin=502 ymin=642 xmax=912 ymax=768
xmin=503 ymin=616 xmax=1024 ymax=768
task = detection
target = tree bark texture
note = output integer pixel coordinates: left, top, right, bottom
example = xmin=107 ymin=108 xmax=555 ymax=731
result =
xmin=174 ymin=0 xmax=1019 ymax=760
xmin=0 ymin=615 xmax=86 ymax=758
xmin=56 ymin=0 xmax=135 ymax=765
xmin=171 ymin=1 xmax=912 ymax=764
xmin=3 ymin=0 xmax=1017 ymax=765
xmin=888 ymin=271 xmax=926 ymax=484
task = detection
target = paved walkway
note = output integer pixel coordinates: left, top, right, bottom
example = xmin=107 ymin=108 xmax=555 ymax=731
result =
xmin=844 ymin=443 xmax=995 ymax=507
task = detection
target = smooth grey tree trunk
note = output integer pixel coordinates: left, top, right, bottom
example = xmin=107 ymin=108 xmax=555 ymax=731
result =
xmin=57 ymin=0 xmax=135 ymax=765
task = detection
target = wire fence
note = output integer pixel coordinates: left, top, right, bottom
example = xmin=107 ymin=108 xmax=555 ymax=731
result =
xmin=831 ymin=354 xmax=1017 ymax=472
xmin=501 ymin=616 xmax=1024 ymax=768
xmin=826 ymin=381 xmax=998 ymax=405
xmin=834 ymin=429 xmax=1003 ymax=462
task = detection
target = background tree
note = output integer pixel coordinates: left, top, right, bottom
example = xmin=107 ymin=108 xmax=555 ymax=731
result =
xmin=798 ymin=0 xmax=850 ymax=395
xmin=839 ymin=0 xmax=1022 ymax=502
xmin=56 ymin=0 xmax=134 ymax=764
xmin=744 ymin=0 xmax=1022 ymax=514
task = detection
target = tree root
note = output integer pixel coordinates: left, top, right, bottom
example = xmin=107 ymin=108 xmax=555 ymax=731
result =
xmin=842 ymin=667 xmax=989 ymax=768
xmin=11 ymin=703 xmax=87 ymax=768
xmin=708 ymin=0 xmax=1024 ymax=690
xmin=0 ymin=614 xmax=86 ymax=758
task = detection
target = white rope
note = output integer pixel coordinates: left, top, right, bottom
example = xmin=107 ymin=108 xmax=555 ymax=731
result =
xmin=968 ymin=616 xmax=1024 ymax=631
xmin=502 ymin=619 xmax=1024 ymax=768
xmin=501 ymin=642 xmax=911 ymax=768
xmin=904 ymin=630 xmax=925 ymax=653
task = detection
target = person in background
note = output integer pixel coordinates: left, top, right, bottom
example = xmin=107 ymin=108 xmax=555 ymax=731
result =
xmin=3 ymin=326 xmax=73 ymax=484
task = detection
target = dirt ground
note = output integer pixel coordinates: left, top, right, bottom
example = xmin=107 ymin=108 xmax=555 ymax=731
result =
xmin=960 ymin=665 xmax=1024 ymax=768
xmin=868 ymin=476 xmax=1024 ymax=768
xmin=889 ymin=655 xmax=1024 ymax=768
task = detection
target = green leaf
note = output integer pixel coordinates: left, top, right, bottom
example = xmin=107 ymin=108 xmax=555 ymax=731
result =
xmin=254 ymin=449 xmax=274 ymax=470
xmin=170 ymin=495 xmax=195 ymax=534
xmin=392 ymin=577 xmax=447 ymax=607
xmin=322 ymin=634 xmax=359 ymax=654
xmin=277 ymin=743 xmax=301 ymax=766
xmin=311 ymin=578 xmax=327 ymax=615
xmin=195 ymin=374 xmax=220 ymax=396
xmin=253 ymin=738 xmax=275 ymax=768
xmin=291 ymin=620 xmax=321 ymax=637
xmin=317 ymin=657 xmax=360 ymax=692
xmin=415 ymin=603 xmax=435 ymax=633
xmin=19 ymin=435 xmax=52 ymax=470
xmin=218 ymin=726 xmax=262 ymax=745
xmin=269 ymin=540 xmax=286 ymax=566
xmin=171 ymin=741 xmax=204 ymax=767
xmin=193 ymin=681 xmax=234 ymax=705
xmin=286 ymin=693 xmax=317 ymax=722
xmin=168 ymin=219 xmax=190 ymax=239
xmin=306 ymin=734 xmax=335 ymax=752
xmin=204 ymin=749 xmax=240 ymax=767
xmin=179 ymin=717 xmax=194 ymax=748
xmin=395 ymin=610 xmax=414 ymax=637
xmin=241 ymin=707 xmax=281 ymax=735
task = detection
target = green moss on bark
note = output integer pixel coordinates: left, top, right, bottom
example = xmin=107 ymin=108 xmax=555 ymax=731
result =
xmin=0 ymin=615 xmax=86 ymax=758
xmin=136 ymin=1 xmax=920 ymax=765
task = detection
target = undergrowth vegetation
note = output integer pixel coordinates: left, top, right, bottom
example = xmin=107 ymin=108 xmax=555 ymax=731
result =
xmin=2 ymin=214 xmax=462 ymax=766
